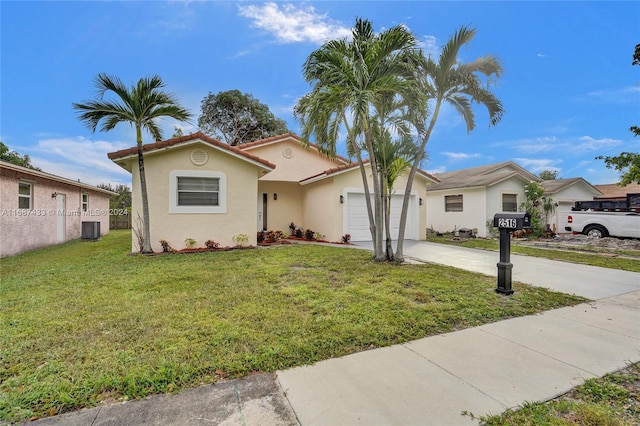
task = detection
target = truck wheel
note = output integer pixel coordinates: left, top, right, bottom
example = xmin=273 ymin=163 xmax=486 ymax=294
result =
xmin=584 ymin=225 xmax=608 ymax=238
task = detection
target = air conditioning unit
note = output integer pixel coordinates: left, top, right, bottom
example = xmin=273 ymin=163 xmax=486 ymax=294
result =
xmin=81 ymin=221 xmax=100 ymax=239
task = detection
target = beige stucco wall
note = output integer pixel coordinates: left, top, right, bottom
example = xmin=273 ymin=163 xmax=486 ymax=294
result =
xmin=129 ymin=143 xmax=262 ymax=252
xmin=1 ymin=167 xmax=110 ymax=257
xmin=257 ymin=181 xmax=302 ymax=233
xmin=245 ymin=139 xmax=342 ymax=182
xmin=301 ymin=166 xmax=429 ymax=242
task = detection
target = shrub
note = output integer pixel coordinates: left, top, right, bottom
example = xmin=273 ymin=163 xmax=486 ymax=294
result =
xmin=342 ymin=234 xmax=351 ymax=243
xmin=184 ymin=238 xmax=197 ymax=249
xmin=266 ymin=230 xmax=285 ymax=243
xmin=232 ymin=234 xmax=249 ymax=246
xmin=289 ymin=222 xmax=296 ymax=236
xmin=257 ymin=231 xmax=265 ymax=243
xmin=159 ymin=239 xmax=173 ymax=253
xmin=205 ymin=240 xmax=219 ymax=250
xmin=313 ymin=232 xmax=325 ymax=241
xmin=295 ymin=227 xmax=303 ymax=238
xmin=305 ymin=229 xmax=315 ymax=240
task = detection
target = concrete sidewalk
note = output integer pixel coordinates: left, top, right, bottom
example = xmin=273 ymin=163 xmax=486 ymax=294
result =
xmin=30 ymin=241 xmax=639 ymax=425
xmin=277 ymin=241 xmax=640 ymax=425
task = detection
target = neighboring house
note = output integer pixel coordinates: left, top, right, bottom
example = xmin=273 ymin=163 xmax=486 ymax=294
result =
xmin=0 ymin=160 xmax=114 ymax=257
xmin=593 ymin=182 xmax=640 ymax=201
xmin=540 ymin=178 xmax=603 ymax=234
xmin=108 ymin=132 xmax=437 ymax=252
xmin=425 ymin=161 xmax=540 ymax=238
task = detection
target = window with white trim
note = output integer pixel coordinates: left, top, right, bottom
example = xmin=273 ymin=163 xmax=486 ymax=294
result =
xmin=177 ymin=177 xmax=219 ymax=206
xmin=82 ymin=193 xmax=89 ymax=212
xmin=18 ymin=182 xmax=32 ymax=209
xmin=502 ymin=193 xmax=518 ymax=212
xmin=444 ymin=194 xmax=463 ymax=212
xmin=169 ymin=170 xmax=226 ymax=214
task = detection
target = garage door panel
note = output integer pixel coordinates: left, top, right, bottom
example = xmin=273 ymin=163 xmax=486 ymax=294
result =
xmin=345 ymin=192 xmax=415 ymax=241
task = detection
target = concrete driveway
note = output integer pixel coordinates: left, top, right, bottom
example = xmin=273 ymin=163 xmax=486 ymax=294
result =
xmin=354 ymin=239 xmax=640 ymax=299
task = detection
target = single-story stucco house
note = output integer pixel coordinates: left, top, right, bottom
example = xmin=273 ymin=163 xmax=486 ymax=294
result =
xmin=425 ymin=161 xmax=540 ymax=238
xmin=107 ymin=132 xmax=437 ymax=252
xmin=0 ymin=160 xmax=114 ymax=257
xmin=540 ymin=178 xmax=603 ymax=234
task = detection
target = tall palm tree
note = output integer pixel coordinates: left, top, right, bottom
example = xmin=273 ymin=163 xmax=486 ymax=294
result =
xmin=295 ymin=18 xmax=417 ymax=261
xmin=394 ymin=26 xmax=504 ymax=262
xmin=73 ymin=73 xmax=191 ymax=253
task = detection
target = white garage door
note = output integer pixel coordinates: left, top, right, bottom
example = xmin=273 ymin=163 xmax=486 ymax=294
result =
xmin=345 ymin=192 xmax=416 ymax=241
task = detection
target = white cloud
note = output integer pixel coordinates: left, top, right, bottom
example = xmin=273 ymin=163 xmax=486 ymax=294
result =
xmin=27 ymin=136 xmax=131 ymax=186
xmin=418 ymin=35 xmax=440 ymax=58
xmin=583 ymin=85 xmax=640 ymax=103
xmin=442 ymin=152 xmax=481 ymax=160
xmin=492 ymin=135 xmax=622 ymax=154
xmin=238 ymin=2 xmax=351 ymax=44
xmin=426 ymin=165 xmax=447 ymax=175
xmin=513 ymin=158 xmax=562 ymax=173
xmin=537 ymin=53 xmax=547 ymax=58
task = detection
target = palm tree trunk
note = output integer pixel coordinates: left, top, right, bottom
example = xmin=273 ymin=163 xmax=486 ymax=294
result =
xmin=364 ymin=129 xmax=385 ymax=261
xmin=395 ymin=100 xmax=442 ymax=262
xmin=136 ymin=126 xmax=153 ymax=253
xmin=382 ymin=174 xmax=394 ymax=261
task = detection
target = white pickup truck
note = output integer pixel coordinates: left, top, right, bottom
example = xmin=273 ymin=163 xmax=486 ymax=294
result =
xmin=565 ymin=211 xmax=640 ymax=239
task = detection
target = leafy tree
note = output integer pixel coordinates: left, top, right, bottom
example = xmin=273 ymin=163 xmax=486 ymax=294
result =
xmin=520 ymin=182 xmax=555 ymax=236
xmin=395 ymin=26 xmax=504 ymax=262
xmin=596 ymin=43 xmax=640 ymax=185
xmin=198 ymin=90 xmax=289 ymax=146
xmin=295 ymin=18 xmax=417 ymax=261
xmin=0 ymin=142 xmax=40 ymax=170
xmin=539 ymin=169 xmax=559 ymax=180
xmin=73 ymin=73 xmax=191 ymax=253
xmin=97 ymin=183 xmax=131 ymax=210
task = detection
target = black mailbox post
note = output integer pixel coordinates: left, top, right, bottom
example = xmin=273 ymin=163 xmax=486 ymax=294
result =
xmin=493 ymin=212 xmax=531 ymax=295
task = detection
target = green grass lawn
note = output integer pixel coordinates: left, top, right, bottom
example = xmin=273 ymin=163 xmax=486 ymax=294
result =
xmin=478 ymin=362 xmax=640 ymax=425
xmin=425 ymin=236 xmax=640 ymax=272
xmin=1 ymin=230 xmax=588 ymax=422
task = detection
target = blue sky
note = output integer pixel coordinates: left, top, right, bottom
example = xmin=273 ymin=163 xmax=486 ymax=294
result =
xmin=1 ymin=1 xmax=638 ymax=187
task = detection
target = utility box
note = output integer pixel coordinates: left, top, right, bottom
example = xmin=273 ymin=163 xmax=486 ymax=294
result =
xmin=458 ymin=228 xmax=474 ymax=238
xmin=81 ymin=221 xmax=100 ymax=240
xmin=493 ymin=212 xmax=531 ymax=231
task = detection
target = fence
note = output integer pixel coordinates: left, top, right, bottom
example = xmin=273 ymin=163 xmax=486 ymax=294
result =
xmin=110 ymin=214 xmax=131 ymax=230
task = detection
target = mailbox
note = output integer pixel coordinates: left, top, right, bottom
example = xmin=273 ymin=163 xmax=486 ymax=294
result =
xmin=493 ymin=212 xmax=531 ymax=296
xmin=493 ymin=212 xmax=531 ymax=230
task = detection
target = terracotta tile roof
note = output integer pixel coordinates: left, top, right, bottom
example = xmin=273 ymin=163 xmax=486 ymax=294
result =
xmin=300 ymin=159 xmax=438 ymax=184
xmin=239 ymin=133 xmax=351 ymax=165
xmin=107 ymin=132 xmax=276 ymax=169
xmin=594 ymin=182 xmax=640 ymax=199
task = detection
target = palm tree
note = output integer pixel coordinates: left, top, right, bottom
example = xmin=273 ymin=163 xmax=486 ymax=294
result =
xmin=394 ymin=26 xmax=504 ymax=262
xmin=73 ymin=73 xmax=191 ymax=253
xmin=295 ymin=18 xmax=417 ymax=261
xmin=373 ymin=128 xmax=421 ymax=260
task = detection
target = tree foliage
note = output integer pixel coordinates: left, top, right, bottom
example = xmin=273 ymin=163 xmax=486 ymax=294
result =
xmin=596 ymin=43 xmax=640 ymax=185
xmin=295 ymin=18 xmax=418 ymax=261
xmin=198 ymin=90 xmax=289 ymax=146
xmin=73 ymin=73 xmax=191 ymax=253
xmin=0 ymin=142 xmax=40 ymax=170
xmin=97 ymin=183 xmax=131 ymax=210
xmin=539 ymin=169 xmax=559 ymax=180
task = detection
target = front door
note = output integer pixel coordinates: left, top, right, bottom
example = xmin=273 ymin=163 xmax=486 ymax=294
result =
xmin=56 ymin=193 xmax=66 ymax=243
xmin=257 ymin=193 xmax=268 ymax=231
